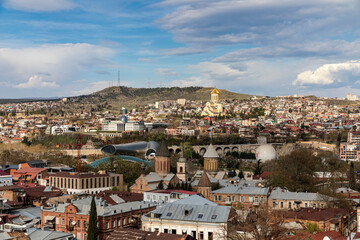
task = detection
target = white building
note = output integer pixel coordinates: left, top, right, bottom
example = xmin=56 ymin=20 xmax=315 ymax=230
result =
xmin=102 ymin=121 xmax=125 ymax=132
xmin=143 ymin=189 xmax=198 ymax=204
xmin=142 ymin=195 xmax=233 ymax=240
xmin=0 ymin=175 xmax=12 ymax=186
xmin=125 ymin=121 xmax=145 ymax=132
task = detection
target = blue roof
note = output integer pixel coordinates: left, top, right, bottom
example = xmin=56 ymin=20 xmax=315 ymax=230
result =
xmin=89 ymin=155 xmax=150 ymax=168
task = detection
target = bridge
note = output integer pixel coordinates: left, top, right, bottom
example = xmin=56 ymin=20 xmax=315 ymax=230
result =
xmin=169 ymin=143 xmax=284 ymax=157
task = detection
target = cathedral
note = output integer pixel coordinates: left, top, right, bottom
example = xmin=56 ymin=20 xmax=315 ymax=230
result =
xmin=201 ymin=88 xmax=224 ymax=117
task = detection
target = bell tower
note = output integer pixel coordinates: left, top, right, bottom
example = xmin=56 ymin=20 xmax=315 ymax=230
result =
xmin=177 ymin=151 xmax=188 ymax=182
xmin=203 ymin=144 xmax=219 ymax=177
xmin=211 ymin=88 xmax=220 ymax=102
xmin=155 ymin=139 xmax=171 ymax=177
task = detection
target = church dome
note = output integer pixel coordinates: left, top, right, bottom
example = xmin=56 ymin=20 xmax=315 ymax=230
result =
xmin=255 ymin=144 xmax=276 ymax=162
xmin=120 ymin=115 xmax=128 ymax=123
xmin=203 ymin=144 xmax=219 ymax=158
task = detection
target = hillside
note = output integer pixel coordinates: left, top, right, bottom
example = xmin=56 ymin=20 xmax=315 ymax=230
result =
xmin=72 ymin=86 xmax=252 ymax=109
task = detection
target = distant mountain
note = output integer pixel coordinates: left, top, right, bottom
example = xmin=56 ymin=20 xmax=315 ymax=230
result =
xmin=72 ymin=86 xmax=252 ymax=109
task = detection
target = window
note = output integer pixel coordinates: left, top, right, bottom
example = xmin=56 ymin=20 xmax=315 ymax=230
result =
xmin=313 ymin=204 xmax=316 ymax=208
xmin=260 ymin=197 xmax=264 ymax=203
xmin=249 ymin=196 xmax=253 ymax=202
xmin=288 ymin=202 xmax=292 ymax=209
xmin=208 ymin=232 xmax=214 ymax=240
xmin=218 ymin=195 xmax=222 ymax=201
xmin=164 ymin=229 xmax=168 ymax=233
xmin=112 ymin=221 xmax=115 ymax=228
xmin=321 ymin=204 xmax=324 ymax=208
xmin=106 ymin=222 xmax=109 ymax=229
xmin=255 ymin=197 xmax=258 ymax=202
xmin=213 ymin=195 xmax=217 ymax=201
xmin=191 ymin=231 xmax=196 ymax=238
xmin=241 ymin=196 xmax=244 ymax=202
xmin=172 ymin=229 xmax=177 ymax=234
xmin=227 ymin=196 xmax=231 ymax=202
xmin=62 ymin=218 xmax=65 ymax=225
xmin=198 ymin=214 xmax=203 ymax=219
xmin=232 ymin=196 xmax=235 ymax=202
xmin=305 ymin=203 xmax=308 ymax=208
xmin=273 ymin=201 xmax=276 ymax=207
xmin=155 ymin=228 xmax=159 ymax=232
xmin=200 ymin=231 xmax=204 ymax=240
xmin=117 ymin=219 xmax=120 ymax=227
xmin=211 ymin=215 xmax=217 ymax=219
xmin=280 ymin=202 xmax=284 ymax=208
xmin=84 ymin=234 xmax=87 ymax=240
xmin=166 ymin=212 xmax=172 ymax=217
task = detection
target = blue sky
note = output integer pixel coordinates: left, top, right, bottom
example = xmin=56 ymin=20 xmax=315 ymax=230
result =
xmin=1 ymin=0 xmax=360 ymax=98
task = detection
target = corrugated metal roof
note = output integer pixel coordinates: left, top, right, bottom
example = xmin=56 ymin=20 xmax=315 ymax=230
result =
xmin=211 ymin=185 xmax=269 ymax=195
xmin=151 ymin=199 xmax=230 ymax=223
xmin=269 ymin=189 xmax=324 ymax=201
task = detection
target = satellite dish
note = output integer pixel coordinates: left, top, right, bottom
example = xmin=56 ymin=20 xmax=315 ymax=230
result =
xmin=323 ymin=237 xmax=330 ymax=240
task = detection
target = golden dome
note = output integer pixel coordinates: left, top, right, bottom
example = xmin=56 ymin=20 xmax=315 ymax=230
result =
xmin=211 ymin=88 xmax=219 ymax=95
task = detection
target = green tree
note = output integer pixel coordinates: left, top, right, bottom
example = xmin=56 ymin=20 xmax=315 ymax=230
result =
xmin=349 ymin=162 xmax=356 ymax=190
xmin=238 ymin=170 xmax=244 ymax=179
xmin=87 ymin=196 xmax=98 ymax=240
xmin=167 ymin=182 xmax=174 ymax=189
xmin=253 ymin=160 xmax=263 ymax=176
xmin=266 ymin=149 xmax=322 ymax=192
xmin=157 ymin=180 xmax=164 ymax=190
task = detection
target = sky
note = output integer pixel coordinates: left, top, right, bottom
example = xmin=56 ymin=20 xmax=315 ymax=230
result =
xmin=1 ymin=0 xmax=360 ymax=98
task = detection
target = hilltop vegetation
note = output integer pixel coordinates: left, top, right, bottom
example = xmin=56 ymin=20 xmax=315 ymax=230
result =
xmin=71 ymin=86 xmax=252 ymax=109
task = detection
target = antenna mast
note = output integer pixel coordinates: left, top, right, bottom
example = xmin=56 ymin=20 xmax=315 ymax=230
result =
xmin=118 ymin=70 xmax=120 ymax=86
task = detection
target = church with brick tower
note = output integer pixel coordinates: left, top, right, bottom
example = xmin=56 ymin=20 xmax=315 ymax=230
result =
xmin=130 ymin=139 xmax=180 ymax=194
xmin=203 ymin=144 xmax=220 ymax=177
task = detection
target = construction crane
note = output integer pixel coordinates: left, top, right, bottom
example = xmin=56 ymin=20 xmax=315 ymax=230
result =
xmin=55 ymin=133 xmax=84 ymax=173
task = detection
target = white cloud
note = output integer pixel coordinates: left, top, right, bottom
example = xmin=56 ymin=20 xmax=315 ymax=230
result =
xmin=71 ymin=81 xmax=110 ymax=96
xmin=3 ymin=0 xmax=76 ymax=12
xmin=15 ymin=74 xmax=59 ymax=89
xmin=171 ymin=76 xmax=213 ymax=87
xmin=0 ymin=43 xmax=114 ymax=92
xmin=159 ymin=47 xmax=210 ymax=56
xmin=156 ymin=0 xmax=359 ymax=48
xmin=156 ymin=68 xmax=178 ymax=76
xmin=293 ymin=61 xmax=360 ymax=86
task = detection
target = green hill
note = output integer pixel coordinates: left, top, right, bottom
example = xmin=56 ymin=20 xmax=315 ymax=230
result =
xmin=74 ymin=86 xmax=252 ymax=109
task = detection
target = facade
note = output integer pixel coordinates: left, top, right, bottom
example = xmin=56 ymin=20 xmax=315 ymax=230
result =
xmin=41 ymin=196 xmax=156 ymax=240
xmin=142 ymin=195 xmax=234 ymax=240
xmin=203 ymin=144 xmax=219 ymax=175
xmin=210 ymin=185 xmax=269 ymax=210
xmin=0 ymin=185 xmax=26 ymax=206
xmin=0 ymin=175 xmax=12 ymax=186
xmin=12 ymin=168 xmax=47 ymax=182
xmin=125 ymin=121 xmax=145 ymax=132
xmin=269 ymin=188 xmax=329 ymax=210
xmin=102 ymin=121 xmax=125 ymax=132
xmin=49 ymin=171 xmax=124 ymax=194
xmin=340 ymin=143 xmax=360 ymax=161
xmin=348 ymin=131 xmax=360 ymax=144
xmin=144 ymin=189 xmax=198 ymax=204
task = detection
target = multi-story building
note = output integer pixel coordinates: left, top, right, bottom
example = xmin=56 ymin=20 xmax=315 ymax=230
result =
xmin=348 ymin=131 xmax=360 ymax=144
xmin=102 ymin=121 xmax=125 ymax=132
xmin=49 ymin=171 xmax=124 ymax=194
xmin=268 ymin=188 xmax=329 ymax=210
xmin=41 ymin=196 xmax=156 ymax=240
xmin=210 ymin=185 xmax=269 ymax=210
xmin=340 ymin=143 xmax=360 ymax=161
xmin=0 ymin=185 xmax=26 ymax=206
xmin=142 ymin=195 xmax=235 ymax=240
xmin=0 ymin=175 xmax=12 ymax=186
xmin=144 ymin=189 xmax=198 ymax=204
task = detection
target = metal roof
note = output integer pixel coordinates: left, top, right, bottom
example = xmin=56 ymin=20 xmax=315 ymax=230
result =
xmin=269 ymin=189 xmax=325 ymax=201
xmin=211 ymin=185 xmax=269 ymax=195
xmin=203 ymin=144 xmax=219 ymax=158
xmin=150 ymin=204 xmax=230 ymax=223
